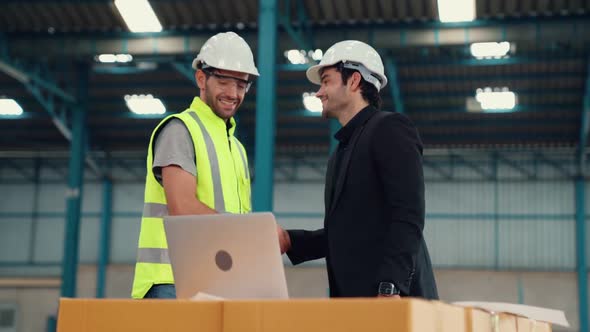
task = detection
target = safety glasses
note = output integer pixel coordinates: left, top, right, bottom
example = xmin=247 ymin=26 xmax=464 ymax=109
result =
xmin=203 ymin=69 xmax=253 ymax=93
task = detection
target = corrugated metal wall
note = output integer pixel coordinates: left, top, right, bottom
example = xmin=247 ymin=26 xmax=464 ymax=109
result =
xmin=0 ymin=162 xmax=585 ymax=276
xmin=424 ymin=161 xmax=577 ymax=271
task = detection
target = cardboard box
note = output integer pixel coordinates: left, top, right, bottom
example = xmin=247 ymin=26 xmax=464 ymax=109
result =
xmin=499 ymin=313 xmax=553 ymax=332
xmin=432 ymin=301 xmax=466 ymax=332
xmin=498 ymin=313 xmax=519 ymax=332
xmin=454 ymin=301 xmax=566 ymax=329
xmin=57 ymin=298 xmax=223 ymax=332
xmin=57 ymin=297 xmax=471 ymax=332
xmin=223 ymin=298 xmax=438 ymax=332
xmin=531 ymin=320 xmax=552 ymax=332
xmin=464 ymin=307 xmax=551 ymax=332
xmin=465 ymin=307 xmax=493 ymax=332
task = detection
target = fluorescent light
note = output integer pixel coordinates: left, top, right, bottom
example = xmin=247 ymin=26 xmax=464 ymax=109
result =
xmin=285 ymin=50 xmax=307 ymax=65
xmin=124 ymin=94 xmax=166 ymax=115
xmin=284 ymin=49 xmax=323 ymax=64
xmin=0 ymin=98 xmax=23 ymax=116
xmin=310 ymin=49 xmax=323 ymax=61
xmin=116 ymin=54 xmax=133 ymax=63
xmin=470 ymin=42 xmax=511 ymax=59
xmin=114 ymin=0 xmax=162 ymax=33
xmin=437 ymin=0 xmax=475 ymax=22
xmin=302 ymin=92 xmax=322 ymax=113
xmin=97 ymin=54 xmax=117 ymax=63
xmin=96 ymin=54 xmax=133 ymax=63
xmin=475 ymin=87 xmax=517 ymax=111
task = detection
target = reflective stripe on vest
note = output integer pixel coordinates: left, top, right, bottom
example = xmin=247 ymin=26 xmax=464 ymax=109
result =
xmin=136 ymin=247 xmax=170 ymax=264
xmin=232 ymin=136 xmax=250 ymax=180
xmin=137 ymin=203 xmax=170 ymax=264
xmin=188 ymin=112 xmax=226 ymax=213
xmin=142 ymin=202 xmax=168 ymax=218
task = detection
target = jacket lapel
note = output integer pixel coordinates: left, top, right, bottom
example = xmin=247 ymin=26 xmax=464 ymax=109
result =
xmin=328 ymin=112 xmax=377 ymax=217
xmin=324 ymin=152 xmax=337 ymax=216
xmin=328 ymin=120 xmax=368 ymax=215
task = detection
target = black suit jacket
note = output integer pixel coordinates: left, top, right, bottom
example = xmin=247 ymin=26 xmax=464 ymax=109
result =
xmin=287 ymin=109 xmax=438 ymax=299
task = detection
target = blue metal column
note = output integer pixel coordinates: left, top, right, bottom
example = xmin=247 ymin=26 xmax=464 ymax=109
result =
xmin=492 ymin=153 xmax=500 ymax=270
xmin=96 ymin=178 xmax=112 ymax=298
xmin=383 ymin=55 xmax=404 ymax=114
xmin=329 ymin=120 xmax=341 ymax=154
xmin=253 ymin=0 xmax=277 ymax=212
xmin=60 ymin=64 xmax=89 ymax=298
xmin=575 ymin=177 xmax=588 ymax=332
xmin=575 ymin=56 xmax=590 ymax=332
xmin=28 ymin=158 xmax=41 ymax=264
xmin=46 ymin=316 xmax=56 ymax=332
xmin=580 ymin=57 xmax=590 ymax=175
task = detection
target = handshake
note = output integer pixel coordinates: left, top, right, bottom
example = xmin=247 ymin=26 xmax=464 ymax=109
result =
xmin=276 ymin=224 xmax=291 ymax=255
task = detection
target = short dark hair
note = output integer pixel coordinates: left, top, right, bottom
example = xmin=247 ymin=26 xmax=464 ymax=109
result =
xmin=320 ymin=62 xmax=382 ymax=109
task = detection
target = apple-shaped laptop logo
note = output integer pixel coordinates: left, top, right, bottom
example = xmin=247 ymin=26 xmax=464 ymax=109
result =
xmin=215 ymin=250 xmax=233 ymax=271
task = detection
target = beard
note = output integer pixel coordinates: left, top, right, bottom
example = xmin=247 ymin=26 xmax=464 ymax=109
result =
xmin=202 ymin=87 xmax=242 ymax=121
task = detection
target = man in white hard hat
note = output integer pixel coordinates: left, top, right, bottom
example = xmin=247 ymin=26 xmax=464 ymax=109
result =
xmin=277 ymin=40 xmax=439 ymax=299
xmin=131 ymin=32 xmax=258 ymax=299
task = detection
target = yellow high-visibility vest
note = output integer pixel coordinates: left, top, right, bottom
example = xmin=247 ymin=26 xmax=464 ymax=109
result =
xmin=131 ymin=97 xmax=251 ymax=299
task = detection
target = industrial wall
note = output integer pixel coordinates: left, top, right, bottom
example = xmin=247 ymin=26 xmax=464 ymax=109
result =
xmin=0 ymin=158 xmax=586 ymax=332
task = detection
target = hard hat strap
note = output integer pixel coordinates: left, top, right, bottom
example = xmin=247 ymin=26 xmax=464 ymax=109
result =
xmin=341 ymin=61 xmax=382 ymax=91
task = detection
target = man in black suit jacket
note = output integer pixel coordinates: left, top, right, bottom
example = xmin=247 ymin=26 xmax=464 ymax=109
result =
xmin=277 ymin=40 xmax=438 ymax=299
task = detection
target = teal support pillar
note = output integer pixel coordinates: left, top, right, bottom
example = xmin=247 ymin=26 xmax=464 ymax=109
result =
xmin=28 ymin=158 xmax=41 ymax=263
xmin=575 ymin=177 xmax=588 ymax=332
xmin=492 ymin=153 xmax=500 ymax=270
xmin=575 ymin=57 xmax=589 ymax=332
xmin=329 ymin=120 xmax=341 ymax=154
xmin=96 ymin=178 xmax=112 ymax=298
xmin=60 ymin=64 xmax=89 ymax=298
xmin=46 ymin=316 xmax=56 ymax=332
xmin=383 ymin=55 xmax=404 ymax=114
xmin=253 ymin=0 xmax=277 ymax=212
xmin=579 ymin=56 xmax=590 ymax=175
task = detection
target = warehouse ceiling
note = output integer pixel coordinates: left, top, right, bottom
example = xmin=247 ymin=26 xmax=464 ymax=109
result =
xmin=0 ymin=0 xmax=589 ymax=159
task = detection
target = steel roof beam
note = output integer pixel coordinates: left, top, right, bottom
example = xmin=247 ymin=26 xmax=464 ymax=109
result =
xmin=495 ymin=153 xmax=538 ymax=179
xmin=273 ymin=55 xmax=584 ymax=71
xmin=2 ymin=159 xmax=35 ymax=181
xmin=6 ymin=17 xmax=589 ymax=56
xmin=0 ymin=33 xmax=76 ymax=102
xmin=0 ymin=61 xmax=76 ymax=103
xmin=278 ymin=0 xmax=313 ymax=53
xmin=534 ymin=152 xmax=573 ymax=178
xmin=423 ymin=160 xmax=453 ymax=180
xmin=170 ymin=61 xmax=195 ymax=84
xmin=0 ymin=35 xmax=103 ymax=177
xmin=451 ymin=154 xmax=494 ymax=180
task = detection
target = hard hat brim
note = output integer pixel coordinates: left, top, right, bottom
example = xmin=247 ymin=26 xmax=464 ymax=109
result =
xmin=192 ymin=59 xmax=260 ymax=77
xmin=306 ymin=64 xmax=325 ymax=85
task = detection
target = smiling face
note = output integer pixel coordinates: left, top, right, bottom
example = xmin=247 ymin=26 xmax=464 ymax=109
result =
xmin=315 ymin=67 xmax=350 ymax=119
xmin=196 ymin=68 xmax=250 ymax=120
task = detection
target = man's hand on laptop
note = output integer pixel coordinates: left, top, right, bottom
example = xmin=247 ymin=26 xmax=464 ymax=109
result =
xmin=276 ymin=224 xmax=291 ymax=254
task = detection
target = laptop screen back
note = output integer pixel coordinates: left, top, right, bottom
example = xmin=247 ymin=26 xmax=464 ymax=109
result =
xmin=164 ymin=212 xmax=289 ymax=299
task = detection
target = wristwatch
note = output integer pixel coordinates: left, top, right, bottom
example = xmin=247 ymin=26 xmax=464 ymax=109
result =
xmin=378 ymin=282 xmax=400 ymax=297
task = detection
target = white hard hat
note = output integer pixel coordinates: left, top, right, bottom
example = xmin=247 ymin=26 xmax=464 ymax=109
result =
xmin=306 ymin=40 xmax=387 ymax=90
xmin=192 ymin=31 xmax=259 ymax=77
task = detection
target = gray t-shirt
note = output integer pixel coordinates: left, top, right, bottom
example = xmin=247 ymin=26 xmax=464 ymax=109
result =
xmin=153 ymin=119 xmax=196 ymax=185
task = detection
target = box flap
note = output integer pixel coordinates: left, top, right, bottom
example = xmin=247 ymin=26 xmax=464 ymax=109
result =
xmin=453 ymin=301 xmax=568 ymax=327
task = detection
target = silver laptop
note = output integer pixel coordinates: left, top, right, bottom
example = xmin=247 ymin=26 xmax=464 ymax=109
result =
xmin=163 ymin=212 xmax=289 ymax=299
